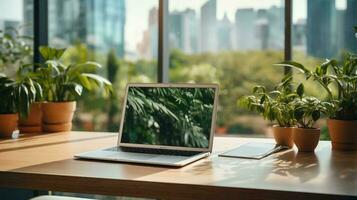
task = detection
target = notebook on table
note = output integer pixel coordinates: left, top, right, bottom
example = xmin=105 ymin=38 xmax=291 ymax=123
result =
xmin=219 ymin=142 xmax=288 ymax=159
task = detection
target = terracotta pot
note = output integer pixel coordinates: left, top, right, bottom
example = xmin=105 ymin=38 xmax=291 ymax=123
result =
xmin=327 ymin=119 xmax=357 ymax=151
xmin=42 ymin=101 xmax=76 ymax=132
xmin=0 ymin=114 xmax=18 ymax=138
xmin=272 ymin=126 xmax=294 ymax=148
xmin=18 ymin=102 xmax=42 ymax=133
xmin=215 ymin=127 xmax=227 ymax=135
xmin=43 ymin=122 xmax=72 ymax=133
xmin=293 ymin=128 xmax=320 ymax=152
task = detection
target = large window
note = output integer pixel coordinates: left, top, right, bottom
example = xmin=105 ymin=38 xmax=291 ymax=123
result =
xmin=47 ymin=0 xmax=158 ymax=131
xmin=3 ymin=0 xmax=357 ymax=138
xmin=168 ymin=0 xmax=285 ymax=137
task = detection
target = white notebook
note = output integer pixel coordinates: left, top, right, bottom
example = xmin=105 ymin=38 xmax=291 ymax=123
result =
xmin=219 ymin=142 xmax=288 ymax=159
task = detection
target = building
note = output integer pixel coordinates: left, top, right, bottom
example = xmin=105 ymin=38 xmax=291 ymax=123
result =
xmin=26 ymin=0 xmax=126 ymax=57
xmin=217 ymin=13 xmax=233 ymax=51
xmin=266 ymin=6 xmax=284 ymax=50
xmin=307 ymin=0 xmax=336 ymax=58
xmin=344 ymin=0 xmax=357 ymax=53
xmin=169 ymin=9 xmax=198 ymax=54
xmin=292 ymin=19 xmax=307 ymax=52
xmin=200 ymin=0 xmax=217 ymax=52
xmin=23 ymin=0 xmax=33 ymax=36
xmin=137 ymin=7 xmax=158 ymax=60
xmin=235 ymin=8 xmax=256 ymax=50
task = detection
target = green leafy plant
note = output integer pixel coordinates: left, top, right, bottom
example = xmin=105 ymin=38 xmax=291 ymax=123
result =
xmin=239 ymin=75 xmax=297 ymax=127
xmin=0 ymin=26 xmax=32 ymax=72
xmin=29 ymin=46 xmax=112 ymax=102
xmin=276 ymin=27 xmax=357 ymax=120
xmin=292 ymin=83 xmax=334 ymax=128
xmin=0 ymin=74 xmax=42 ymax=118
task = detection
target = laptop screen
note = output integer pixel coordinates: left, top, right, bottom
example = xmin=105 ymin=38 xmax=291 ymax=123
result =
xmin=120 ymin=86 xmax=216 ymax=149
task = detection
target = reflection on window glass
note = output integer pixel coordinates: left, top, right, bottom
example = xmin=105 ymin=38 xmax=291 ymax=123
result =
xmin=0 ymin=0 xmax=33 ymax=77
xmin=292 ymin=0 xmax=357 ymax=140
xmin=169 ymin=0 xmax=285 ymax=137
xmin=48 ymin=0 xmax=158 ymax=132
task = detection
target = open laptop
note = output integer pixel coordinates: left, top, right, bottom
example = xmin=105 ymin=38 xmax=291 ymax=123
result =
xmin=75 ymin=83 xmax=219 ymax=167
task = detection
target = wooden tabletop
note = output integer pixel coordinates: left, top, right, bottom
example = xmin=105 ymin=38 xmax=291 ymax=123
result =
xmin=0 ymin=132 xmax=356 ymax=200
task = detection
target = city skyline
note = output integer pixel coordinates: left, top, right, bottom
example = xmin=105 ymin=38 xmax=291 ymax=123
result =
xmin=0 ymin=0 xmax=353 ymax=60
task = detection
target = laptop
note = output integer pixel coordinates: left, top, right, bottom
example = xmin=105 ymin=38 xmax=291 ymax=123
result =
xmin=75 ymin=83 xmax=219 ymax=167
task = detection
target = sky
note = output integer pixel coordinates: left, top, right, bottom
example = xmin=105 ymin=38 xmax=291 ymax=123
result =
xmin=0 ymin=0 xmax=348 ymax=52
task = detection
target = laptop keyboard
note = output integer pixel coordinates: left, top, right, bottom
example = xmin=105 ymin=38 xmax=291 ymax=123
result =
xmin=105 ymin=146 xmax=201 ymax=157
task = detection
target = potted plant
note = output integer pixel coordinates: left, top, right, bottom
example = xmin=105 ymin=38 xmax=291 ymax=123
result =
xmin=291 ymin=84 xmax=334 ymax=152
xmin=0 ymin=74 xmax=41 ymax=138
xmin=32 ymin=46 xmax=112 ymax=132
xmin=277 ymin=56 xmax=357 ymax=150
xmin=16 ymin=65 xmax=43 ymax=133
xmin=239 ymin=75 xmax=296 ymax=148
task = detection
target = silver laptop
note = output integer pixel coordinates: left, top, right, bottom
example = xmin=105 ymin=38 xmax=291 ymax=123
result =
xmin=75 ymin=83 xmax=219 ymax=167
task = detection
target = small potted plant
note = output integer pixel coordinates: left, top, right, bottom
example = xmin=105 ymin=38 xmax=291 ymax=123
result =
xmin=0 ymin=74 xmax=41 ymax=138
xmin=16 ymin=65 xmax=43 ymax=133
xmin=291 ymin=84 xmax=334 ymax=152
xmin=32 ymin=46 xmax=112 ymax=132
xmin=239 ymin=75 xmax=296 ymax=148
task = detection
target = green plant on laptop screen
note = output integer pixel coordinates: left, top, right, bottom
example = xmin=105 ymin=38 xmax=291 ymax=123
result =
xmin=122 ymin=87 xmax=215 ymax=148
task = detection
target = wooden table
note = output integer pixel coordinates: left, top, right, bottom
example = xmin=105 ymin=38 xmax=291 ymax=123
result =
xmin=0 ymin=132 xmax=356 ymax=200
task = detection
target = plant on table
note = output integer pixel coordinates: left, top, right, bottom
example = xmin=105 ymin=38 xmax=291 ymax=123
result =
xmin=275 ymin=26 xmax=357 ymax=150
xmin=30 ymin=46 xmax=113 ymax=132
xmin=290 ymin=83 xmax=334 ymax=151
xmin=239 ymin=75 xmax=297 ymax=147
xmin=0 ymin=74 xmax=42 ymax=138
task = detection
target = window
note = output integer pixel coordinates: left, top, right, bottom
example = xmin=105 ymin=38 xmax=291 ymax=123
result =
xmin=168 ymin=0 xmax=285 ymax=137
xmin=0 ymin=0 xmax=33 ymax=77
xmin=47 ymin=0 xmax=158 ymax=131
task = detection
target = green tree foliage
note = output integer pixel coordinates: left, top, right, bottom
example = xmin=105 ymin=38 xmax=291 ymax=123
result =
xmin=122 ymin=87 xmax=215 ymax=148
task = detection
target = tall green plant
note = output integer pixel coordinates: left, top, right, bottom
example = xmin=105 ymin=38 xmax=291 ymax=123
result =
xmin=31 ymin=46 xmax=112 ymax=102
xmin=276 ymin=27 xmax=357 ymax=120
xmin=0 ymin=74 xmax=42 ymax=118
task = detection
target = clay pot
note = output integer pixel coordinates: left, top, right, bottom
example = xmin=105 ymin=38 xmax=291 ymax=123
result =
xmin=293 ymin=128 xmax=320 ymax=152
xmin=272 ymin=126 xmax=294 ymax=148
xmin=42 ymin=122 xmax=72 ymax=133
xmin=327 ymin=119 xmax=357 ymax=151
xmin=18 ymin=102 xmax=42 ymax=133
xmin=42 ymin=101 xmax=76 ymax=132
xmin=0 ymin=114 xmax=18 ymax=138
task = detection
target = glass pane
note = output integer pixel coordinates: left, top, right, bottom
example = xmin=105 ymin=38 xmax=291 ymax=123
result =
xmin=0 ymin=0 xmax=33 ymax=77
xmin=48 ymin=0 xmax=158 ymax=132
xmin=292 ymin=0 xmax=357 ymax=140
xmin=168 ymin=0 xmax=285 ymax=137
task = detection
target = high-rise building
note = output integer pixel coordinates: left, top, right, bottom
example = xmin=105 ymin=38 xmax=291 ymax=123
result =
xmin=137 ymin=7 xmax=158 ymax=60
xmin=235 ymin=8 xmax=256 ymax=50
xmin=344 ymin=0 xmax=357 ymax=53
xmin=292 ymin=19 xmax=307 ymax=52
xmin=200 ymin=0 xmax=217 ymax=52
xmin=169 ymin=9 xmax=198 ymax=54
xmin=23 ymin=0 xmax=34 ymax=36
xmin=307 ymin=0 xmax=336 ymax=58
xmin=266 ymin=6 xmax=284 ymax=50
xmin=217 ymin=13 xmax=233 ymax=50
xmin=27 ymin=0 xmax=126 ymax=57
